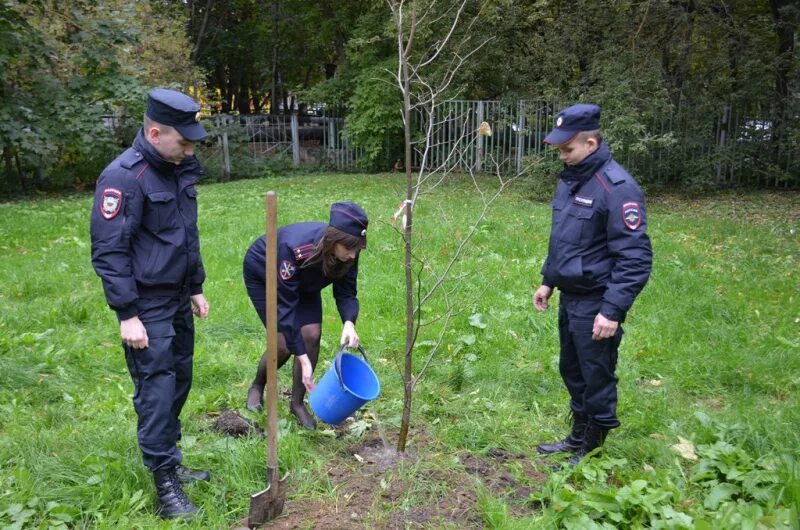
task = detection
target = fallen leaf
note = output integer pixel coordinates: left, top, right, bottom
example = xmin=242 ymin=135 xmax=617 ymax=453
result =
xmin=670 ymin=436 xmax=698 ymax=461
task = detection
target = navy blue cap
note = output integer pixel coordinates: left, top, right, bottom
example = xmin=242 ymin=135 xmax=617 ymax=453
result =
xmin=330 ymin=202 xmax=368 ymax=246
xmin=543 ymin=103 xmax=601 ymax=145
xmin=146 ymin=88 xmax=208 ymax=142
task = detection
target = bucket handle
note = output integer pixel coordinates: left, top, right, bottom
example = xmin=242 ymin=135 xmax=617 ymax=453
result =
xmin=334 ymin=344 xmax=370 ymax=390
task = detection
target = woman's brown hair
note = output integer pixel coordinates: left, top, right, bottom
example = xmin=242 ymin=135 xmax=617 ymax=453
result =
xmin=302 ymin=226 xmax=364 ymax=278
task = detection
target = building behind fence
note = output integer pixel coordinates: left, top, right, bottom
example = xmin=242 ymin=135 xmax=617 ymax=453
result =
xmin=197 ymin=99 xmax=798 ymax=189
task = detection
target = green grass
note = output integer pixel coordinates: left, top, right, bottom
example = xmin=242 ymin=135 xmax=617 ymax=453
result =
xmin=0 ymin=174 xmax=798 ymax=528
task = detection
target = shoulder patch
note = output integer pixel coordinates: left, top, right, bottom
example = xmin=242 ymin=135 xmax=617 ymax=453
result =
xmin=100 ymin=188 xmax=123 ymax=220
xmin=279 ymin=260 xmax=297 ymax=280
xmin=622 ymin=202 xmax=642 ymax=230
xmin=292 ymin=243 xmax=315 ymax=263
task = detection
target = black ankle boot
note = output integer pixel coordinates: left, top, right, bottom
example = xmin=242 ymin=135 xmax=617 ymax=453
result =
xmin=176 ymin=464 xmax=211 ymax=484
xmin=246 ymin=384 xmax=264 ymax=412
xmin=567 ymin=421 xmax=609 ymax=466
xmin=290 ymin=402 xmax=317 ymax=430
xmin=153 ymin=467 xmax=199 ymax=520
xmin=537 ymin=412 xmax=588 ymax=454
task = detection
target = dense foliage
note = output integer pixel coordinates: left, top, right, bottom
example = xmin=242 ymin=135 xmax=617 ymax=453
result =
xmin=1 ymin=0 xmax=797 ymax=193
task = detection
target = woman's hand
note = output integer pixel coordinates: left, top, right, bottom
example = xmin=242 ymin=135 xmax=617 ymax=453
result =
xmin=296 ymin=354 xmax=315 ymax=392
xmin=340 ymin=320 xmax=360 ymax=348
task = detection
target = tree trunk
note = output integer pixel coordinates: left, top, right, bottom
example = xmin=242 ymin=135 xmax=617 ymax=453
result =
xmin=191 ymin=0 xmax=214 ymax=61
xmin=3 ymin=146 xmax=13 ymax=190
xmin=769 ymin=0 xmax=796 ymax=151
xmin=270 ymin=0 xmax=281 ymax=115
xmin=397 ymin=0 xmax=417 ymax=455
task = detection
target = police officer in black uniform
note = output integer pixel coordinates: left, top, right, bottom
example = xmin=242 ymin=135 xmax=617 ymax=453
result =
xmin=532 ymin=103 xmax=652 ymax=465
xmin=90 ymin=88 xmax=210 ymax=519
xmin=243 ymin=202 xmax=368 ymax=430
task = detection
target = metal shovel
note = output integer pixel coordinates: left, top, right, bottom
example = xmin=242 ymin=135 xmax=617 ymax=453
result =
xmin=245 ymin=191 xmax=286 ymax=527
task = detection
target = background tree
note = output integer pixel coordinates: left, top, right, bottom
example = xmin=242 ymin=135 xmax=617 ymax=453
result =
xmin=0 ymin=0 xmax=200 ymax=194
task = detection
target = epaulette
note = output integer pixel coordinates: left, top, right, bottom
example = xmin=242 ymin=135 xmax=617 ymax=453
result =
xmin=603 ymin=162 xmax=628 ymax=185
xmin=292 ymin=243 xmax=316 ymax=263
xmin=119 ymin=148 xmax=146 ymax=170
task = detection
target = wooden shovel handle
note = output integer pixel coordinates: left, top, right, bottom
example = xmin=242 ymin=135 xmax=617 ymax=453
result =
xmin=265 ymin=191 xmax=279 ymax=470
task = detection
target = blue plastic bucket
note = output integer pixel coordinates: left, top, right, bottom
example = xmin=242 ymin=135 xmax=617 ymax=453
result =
xmin=309 ymin=347 xmax=380 ymax=425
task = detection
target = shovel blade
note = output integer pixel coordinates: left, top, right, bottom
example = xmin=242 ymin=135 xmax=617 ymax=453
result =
xmin=246 ymin=467 xmax=286 ymax=528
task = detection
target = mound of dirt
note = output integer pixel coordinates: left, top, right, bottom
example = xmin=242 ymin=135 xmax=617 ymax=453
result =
xmin=210 ymin=409 xmax=262 ymax=437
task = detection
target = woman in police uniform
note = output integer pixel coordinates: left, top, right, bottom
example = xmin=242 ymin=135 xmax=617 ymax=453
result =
xmin=242 ymin=202 xmax=368 ymax=430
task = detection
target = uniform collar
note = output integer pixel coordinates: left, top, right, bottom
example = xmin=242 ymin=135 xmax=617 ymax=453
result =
xmin=559 ymin=140 xmax=611 ymax=184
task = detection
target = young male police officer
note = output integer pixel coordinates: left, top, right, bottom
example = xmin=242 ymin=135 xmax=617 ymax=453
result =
xmin=90 ymin=88 xmax=210 ymax=519
xmin=532 ymin=103 xmax=652 ymax=465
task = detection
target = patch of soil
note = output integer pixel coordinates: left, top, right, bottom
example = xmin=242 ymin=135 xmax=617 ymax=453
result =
xmin=210 ymin=409 xmax=263 ymax=437
xmin=460 ymin=448 xmax=549 ymax=516
xmin=252 ymin=433 xmax=547 ymax=529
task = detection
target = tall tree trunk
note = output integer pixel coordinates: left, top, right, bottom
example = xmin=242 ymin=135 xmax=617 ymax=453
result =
xmin=673 ymin=0 xmax=696 ymax=101
xmin=191 ymin=0 xmax=214 ymax=61
xmin=770 ymin=0 xmax=795 ymax=102
xmin=769 ymin=0 xmax=796 ymax=150
xmin=270 ymin=0 xmax=280 ymax=115
xmin=3 ymin=146 xmax=13 ymax=189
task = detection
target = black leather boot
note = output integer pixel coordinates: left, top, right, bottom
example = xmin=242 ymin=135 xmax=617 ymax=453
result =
xmin=290 ymin=401 xmax=317 ymax=430
xmin=537 ymin=412 xmax=588 ymax=454
xmin=567 ymin=421 xmax=609 ymax=466
xmin=176 ymin=464 xmax=210 ymax=484
xmin=153 ymin=467 xmax=199 ymax=520
xmin=246 ymin=384 xmax=264 ymax=412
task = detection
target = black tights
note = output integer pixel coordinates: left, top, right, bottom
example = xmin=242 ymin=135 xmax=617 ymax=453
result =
xmin=251 ymin=323 xmax=322 ymax=405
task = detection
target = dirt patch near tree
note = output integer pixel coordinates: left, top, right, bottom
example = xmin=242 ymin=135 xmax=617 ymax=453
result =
xmin=210 ymin=409 xmax=263 ymax=437
xmin=253 ymin=432 xmax=547 ymax=529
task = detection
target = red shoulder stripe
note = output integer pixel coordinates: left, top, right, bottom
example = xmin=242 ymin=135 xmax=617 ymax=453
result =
xmin=594 ymin=172 xmax=610 ymax=194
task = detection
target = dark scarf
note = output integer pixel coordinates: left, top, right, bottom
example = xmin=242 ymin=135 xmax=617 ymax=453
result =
xmin=559 ymin=140 xmax=612 ymax=186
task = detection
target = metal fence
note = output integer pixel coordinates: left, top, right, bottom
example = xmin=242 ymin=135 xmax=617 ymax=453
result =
xmin=198 ymin=111 xmax=363 ymax=180
xmin=411 ymin=99 xmax=799 ymax=188
xmin=197 ymin=99 xmax=798 ymax=188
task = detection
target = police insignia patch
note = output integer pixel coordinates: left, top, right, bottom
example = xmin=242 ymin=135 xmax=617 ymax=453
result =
xmin=279 ymin=260 xmax=296 ymax=280
xmin=622 ymin=202 xmax=642 ymax=230
xmin=100 ymin=188 xmax=122 ymax=220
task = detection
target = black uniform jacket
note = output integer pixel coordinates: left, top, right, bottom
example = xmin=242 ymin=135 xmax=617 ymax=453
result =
xmin=246 ymin=222 xmax=360 ymax=356
xmin=90 ymin=130 xmax=205 ymax=320
xmin=541 ymin=142 xmax=652 ymax=322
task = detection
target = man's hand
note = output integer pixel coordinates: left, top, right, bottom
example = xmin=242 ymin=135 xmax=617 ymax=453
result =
xmin=340 ymin=320 xmax=360 ymax=348
xmin=120 ymin=316 xmax=149 ymax=349
xmin=191 ymin=293 xmax=209 ymax=319
xmin=592 ymin=313 xmax=619 ymax=341
xmin=296 ymin=354 xmax=315 ymax=392
xmin=533 ymin=285 xmax=553 ymax=312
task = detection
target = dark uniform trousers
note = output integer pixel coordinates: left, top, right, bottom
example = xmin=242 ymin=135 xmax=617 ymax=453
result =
xmin=123 ymin=290 xmax=194 ymax=472
xmin=558 ymin=296 xmax=623 ymax=430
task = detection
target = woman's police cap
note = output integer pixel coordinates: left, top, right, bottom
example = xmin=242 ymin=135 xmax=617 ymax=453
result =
xmin=329 ymin=202 xmax=368 ymax=246
xmin=146 ymin=88 xmax=208 ymax=142
xmin=543 ymin=103 xmax=601 ymax=145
